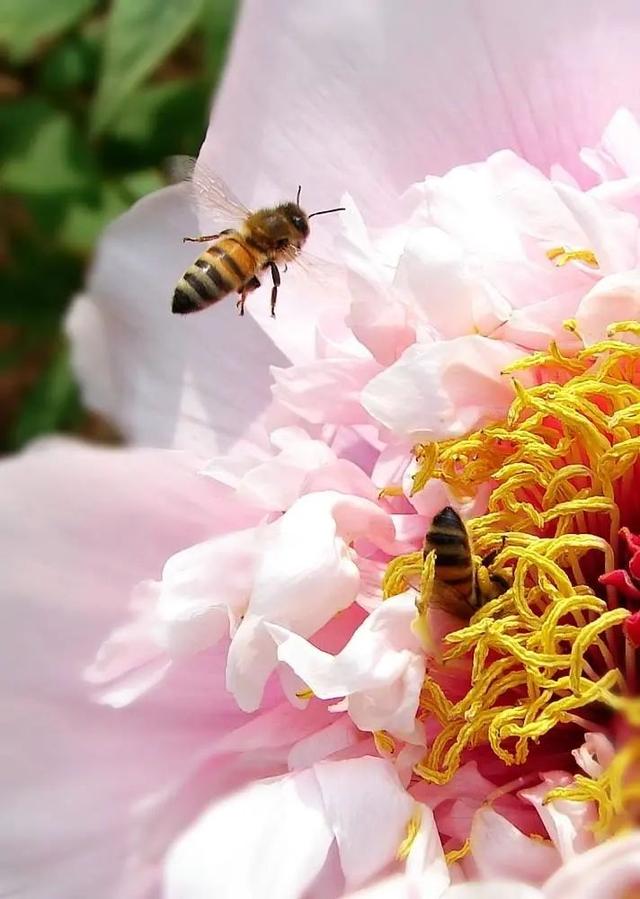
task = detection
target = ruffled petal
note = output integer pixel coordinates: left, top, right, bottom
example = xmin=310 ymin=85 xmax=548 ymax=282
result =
xmin=520 ymin=774 xmax=596 ymax=860
xmin=269 ymin=592 xmax=425 ymax=739
xmin=226 ymin=491 xmax=396 ymax=711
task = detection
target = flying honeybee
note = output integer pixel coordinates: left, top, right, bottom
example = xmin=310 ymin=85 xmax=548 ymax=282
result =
xmin=170 ymin=157 xmax=345 ymax=317
xmin=424 ymin=506 xmax=510 ymax=619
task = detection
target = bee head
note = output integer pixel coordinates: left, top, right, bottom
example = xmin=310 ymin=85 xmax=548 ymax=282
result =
xmin=279 ymin=202 xmax=310 ymax=248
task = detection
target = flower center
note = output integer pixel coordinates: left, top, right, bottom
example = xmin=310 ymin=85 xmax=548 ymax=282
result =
xmin=385 ymin=322 xmax=640 ymax=833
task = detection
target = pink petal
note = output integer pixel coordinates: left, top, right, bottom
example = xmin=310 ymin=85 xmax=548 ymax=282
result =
xmin=205 ymin=0 xmax=640 ymax=214
xmin=520 ymin=773 xmax=596 ymax=860
xmin=362 ymin=335 xmax=524 ymax=440
xmin=403 ymin=805 xmax=450 ymax=894
xmin=272 ymin=357 xmax=382 ymax=426
xmin=163 ymin=768 xmax=335 ymax=899
xmin=288 ymin=717 xmax=362 ymax=769
xmin=448 ymin=886 xmax=543 ymax=899
xmin=543 ymin=832 xmax=640 ymax=899
xmin=575 ymin=270 xmax=640 ymax=345
xmin=226 ymin=491 xmax=396 ymax=711
xmin=155 ymin=527 xmax=261 ymax=655
xmin=581 ymin=107 xmax=640 ymax=179
xmin=572 ymin=732 xmax=615 ymax=778
xmin=392 ymin=226 xmax=510 ymax=339
xmin=0 ymin=443 xmax=253 ymax=899
xmin=469 ymin=807 xmax=560 ymax=884
xmin=345 ymin=878 xmax=544 ymax=899
xmin=164 ymin=756 xmax=414 ymax=898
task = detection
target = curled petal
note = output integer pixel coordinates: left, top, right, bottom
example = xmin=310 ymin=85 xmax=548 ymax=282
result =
xmin=226 ymin=491 xmax=396 ymax=711
xmin=269 ymin=592 xmax=425 ymax=738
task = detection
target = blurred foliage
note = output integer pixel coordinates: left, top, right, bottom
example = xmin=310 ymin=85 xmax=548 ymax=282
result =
xmin=0 ymin=0 xmax=237 ymax=451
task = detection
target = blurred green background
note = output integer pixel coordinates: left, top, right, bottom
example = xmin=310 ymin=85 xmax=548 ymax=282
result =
xmin=0 ymin=0 xmax=237 ymax=451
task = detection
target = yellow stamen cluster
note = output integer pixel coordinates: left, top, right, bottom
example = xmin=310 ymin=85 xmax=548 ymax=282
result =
xmin=386 ymin=333 xmax=640 ymax=797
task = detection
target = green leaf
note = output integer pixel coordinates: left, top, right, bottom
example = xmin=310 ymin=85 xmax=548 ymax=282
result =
xmin=105 ymin=79 xmax=208 ymax=159
xmin=0 ymin=99 xmax=97 ymax=195
xmin=0 ymin=0 xmax=97 ymax=61
xmin=117 ymin=169 xmax=165 ymax=201
xmin=0 ymin=236 xmax=81 ymax=330
xmin=200 ymin=0 xmax=237 ymax=84
xmin=8 ymin=343 xmax=81 ymax=449
xmin=37 ymin=30 xmax=99 ymax=93
xmin=91 ymin=0 xmax=205 ymax=135
xmin=58 ymin=182 xmax=131 ymax=254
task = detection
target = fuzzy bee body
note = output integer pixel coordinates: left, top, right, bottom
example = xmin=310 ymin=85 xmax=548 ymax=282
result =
xmin=424 ymin=506 xmax=509 ymax=619
xmin=169 ymin=157 xmax=344 ymax=318
xmin=173 ymin=230 xmax=265 ymax=315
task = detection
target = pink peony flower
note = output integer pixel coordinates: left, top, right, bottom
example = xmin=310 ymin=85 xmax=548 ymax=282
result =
xmin=5 ymin=2 xmax=640 ymax=898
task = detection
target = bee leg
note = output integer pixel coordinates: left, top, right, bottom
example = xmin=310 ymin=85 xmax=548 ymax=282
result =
xmin=236 ymin=276 xmax=261 ymax=316
xmin=182 ymin=229 xmax=233 ymax=244
xmin=269 ymin=262 xmax=281 ymax=318
xmin=182 ymin=233 xmax=220 ymax=243
xmin=481 ymin=548 xmax=499 ymax=568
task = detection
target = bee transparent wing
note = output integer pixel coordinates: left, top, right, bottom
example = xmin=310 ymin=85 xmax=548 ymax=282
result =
xmin=167 ymin=155 xmax=251 ymax=228
xmin=285 ymin=247 xmax=342 ymax=283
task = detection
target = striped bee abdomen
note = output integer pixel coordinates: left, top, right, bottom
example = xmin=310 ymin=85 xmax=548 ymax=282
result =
xmin=424 ymin=506 xmax=475 ymax=599
xmin=172 ymin=235 xmax=259 ymax=315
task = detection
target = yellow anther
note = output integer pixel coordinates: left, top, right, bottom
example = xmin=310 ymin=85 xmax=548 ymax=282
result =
xmin=445 ymin=839 xmax=470 ymax=864
xmin=378 ymin=485 xmax=404 ymax=499
xmin=546 ymin=245 xmax=599 ymax=268
xmin=382 ymin=550 xmax=422 ymax=600
xmin=373 ymin=730 xmax=396 ymax=756
xmin=396 ymin=806 xmax=422 ymax=861
xmin=295 ymin=688 xmax=314 ymax=701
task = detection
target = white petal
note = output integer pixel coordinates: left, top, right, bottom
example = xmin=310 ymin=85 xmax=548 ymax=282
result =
xmin=163 ymin=769 xmax=334 ymax=899
xmin=270 ymin=592 xmax=425 ymax=738
xmin=164 ymin=756 xmax=413 ymax=899
xmin=226 ymin=491 xmax=395 ymax=711
xmin=314 ymin=756 xmax=414 ymax=890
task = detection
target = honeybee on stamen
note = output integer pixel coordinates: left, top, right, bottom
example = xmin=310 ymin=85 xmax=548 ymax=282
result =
xmin=424 ymin=506 xmax=510 ymax=619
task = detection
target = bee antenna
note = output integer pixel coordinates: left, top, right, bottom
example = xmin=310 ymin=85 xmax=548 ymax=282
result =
xmin=308 ymin=206 xmax=346 ymax=218
xmin=296 ymin=184 xmax=302 ymax=205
